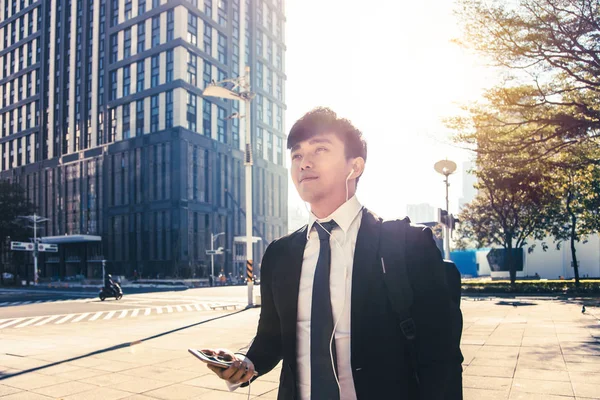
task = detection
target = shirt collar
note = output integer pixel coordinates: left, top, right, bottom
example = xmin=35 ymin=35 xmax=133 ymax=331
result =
xmin=306 ymin=195 xmax=363 ymax=240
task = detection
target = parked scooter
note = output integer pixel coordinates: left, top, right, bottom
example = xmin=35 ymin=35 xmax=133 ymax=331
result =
xmin=99 ymin=282 xmax=123 ymax=301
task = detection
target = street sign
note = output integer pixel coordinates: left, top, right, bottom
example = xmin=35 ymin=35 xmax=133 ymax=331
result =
xmin=11 ymin=241 xmax=34 ymax=251
xmin=206 ymin=250 xmax=223 ymax=255
xmin=38 ymin=243 xmax=58 ymax=253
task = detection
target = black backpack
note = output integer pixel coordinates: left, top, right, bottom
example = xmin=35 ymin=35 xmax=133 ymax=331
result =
xmin=379 ymin=217 xmax=463 ymax=400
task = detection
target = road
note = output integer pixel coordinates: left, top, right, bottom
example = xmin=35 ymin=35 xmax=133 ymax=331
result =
xmin=0 ymin=286 xmax=250 ymax=327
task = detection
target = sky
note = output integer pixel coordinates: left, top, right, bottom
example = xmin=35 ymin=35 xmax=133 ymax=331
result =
xmin=283 ymin=0 xmax=499 ymax=224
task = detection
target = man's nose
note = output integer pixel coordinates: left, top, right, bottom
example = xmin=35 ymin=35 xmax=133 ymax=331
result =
xmin=300 ymin=155 xmax=313 ymax=170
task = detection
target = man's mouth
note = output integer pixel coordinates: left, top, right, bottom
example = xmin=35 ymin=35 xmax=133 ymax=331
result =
xmin=300 ymin=176 xmax=318 ymax=183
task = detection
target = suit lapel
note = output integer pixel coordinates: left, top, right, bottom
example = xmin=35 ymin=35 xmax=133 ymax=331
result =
xmin=350 ymin=209 xmax=382 ymax=366
xmin=275 ymin=227 xmax=307 ymax=374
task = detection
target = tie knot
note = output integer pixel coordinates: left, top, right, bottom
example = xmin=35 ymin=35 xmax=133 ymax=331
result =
xmin=314 ymin=220 xmax=337 ymax=241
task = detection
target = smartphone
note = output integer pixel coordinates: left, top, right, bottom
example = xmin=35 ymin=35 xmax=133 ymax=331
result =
xmin=188 ymin=348 xmax=258 ymax=376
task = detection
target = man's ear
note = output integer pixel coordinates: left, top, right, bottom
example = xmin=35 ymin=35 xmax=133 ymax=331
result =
xmin=351 ymin=157 xmax=365 ymax=179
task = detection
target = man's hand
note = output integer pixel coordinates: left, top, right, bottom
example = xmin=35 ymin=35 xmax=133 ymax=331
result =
xmin=206 ymin=349 xmax=256 ymax=385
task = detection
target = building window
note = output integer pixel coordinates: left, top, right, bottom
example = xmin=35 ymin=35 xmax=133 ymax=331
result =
xmin=217 ymin=106 xmax=226 ymax=143
xmin=111 ymin=0 xmax=119 ymax=26
xmin=257 ymin=0 xmax=263 ymax=26
xmin=204 ymin=0 xmax=212 ymax=17
xmin=150 ymin=94 xmax=159 ymax=132
xmin=187 ymin=13 xmax=197 ymax=45
xmin=187 ymin=92 xmax=197 ymax=131
xmin=267 ymin=37 xmax=272 ymax=63
xmin=151 ymin=54 xmax=159 ymax=87
xmin=137 ymin=22 xmax=145 ymax=52
xmin=267 ymin=131 xmax=273 ymax=162
xmin=165 ymin=90 xmax=173 ymax=128
xmin=124 ymin=0 xmax=133 ymax=20
xmin=166 ymin=49 xmax=173 ymax=82
xmin=123 ymin=28 xmax=132 ymax=58
xmin=203 ymin=60 xmax=211 ymax=87
xmin=276 ymin=15 xmax=282 ymax=39
xmin=267 ymin=99 xmax=273 ymax=126
xmin=217 ymin=33 xmax=227 ymax=64
xmin=122 ymin=102 xmax=131 ymax=138
xmin=136 ymin=99 xmax=144 ymax=136
xmin=276 ymin=45 xmax=282 ymax=70
xmin=267 ymin=6 xmax=272 ymax=32
xmin=256 ymin=32 xmax=262 ymax=58
xmin=202 ymin=99 xmax=210 ymax=136
xmin=110 ymin=70 xmax=117 ymax=100
xmin=276 ymin=76 xmax=282 ymax=100
xmin=137 ymin=59 xmax=145 ymax=92
xmin=152 ymin=15 xmax=160 ymax=46
xmin=267 ymin=68 xmax=273 ymax=94
xmin=152 ymin=0 xmax=160 ymax=8
xmin=110 ymin=34 xmax=118 ymax=62
xmin=217 ymin=68 xmax=226 ymax=82
xmin=218 ymin=0 xmax=226 ymax=26
xmin=203 ymin=24 xmax=212 ymax=55
xmin=276 ymin=105 xmax=282 ymax=131
xmin=257 ymin=63 xmax=263 ymax=89
xmin=257 ymin=95 xmax=263 ymax=121
xmin=123 ymin=65 xmax=131 ymax=96
xmin=256 ymin=127 xmax=263 ymax=158
xmin=187 ymin=51 xmax=197 ymax=85
xmin=167 ymin=9 xmax=174 ymax=40
xmin=232 ymin=101 xmax=239 ymax=147
xmin=277 ymin=136 xmax=282 ymax=165
xmin=138 ymin=0 xmax=145 ymax=15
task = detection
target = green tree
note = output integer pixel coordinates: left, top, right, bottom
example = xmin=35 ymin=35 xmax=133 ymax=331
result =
xmin=547 ymin=144 xmax=600 ymax=286
xmin=455 ymin=0 xmax=600 ymax=158
xmin=0 ymin=180 xmax=36 ymax=283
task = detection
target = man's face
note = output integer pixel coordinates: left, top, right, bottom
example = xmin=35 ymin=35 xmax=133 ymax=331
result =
xmin=290 ymin=133 xmax=352 ymax=205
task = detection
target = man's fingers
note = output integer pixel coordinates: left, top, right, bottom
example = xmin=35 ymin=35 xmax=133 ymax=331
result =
xmin=240 ymin=368 xmax=255 ymax=384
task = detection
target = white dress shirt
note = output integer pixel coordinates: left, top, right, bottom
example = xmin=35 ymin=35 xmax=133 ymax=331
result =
xmin=228 ymin=196 xmax=363 ymax=400
xmin=296 ymin=195 xmax=362 ymax=400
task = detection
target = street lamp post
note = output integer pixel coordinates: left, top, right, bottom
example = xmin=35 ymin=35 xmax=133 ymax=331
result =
xmin=203 ymin=67 xmax=256 ymax=306
xmin=17 ymin=213 xmax=48 ymax=285
xmin=434 ymin=160 xmax=457 ymax=260
xmin=210 ymin=232 xmax=225 ymax=285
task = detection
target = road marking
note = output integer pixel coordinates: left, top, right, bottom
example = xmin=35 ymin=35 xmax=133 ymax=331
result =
xmin=118 ymin=310 xmax=128 ymax=319
xmin=166 ymin=306 xmax=173 ymax=313
xmin=34 ymin=315 xmax=61 ymax=326
xmin=72 ymin=313 xmax=90 ymax=323
xmin=103 ymin=311 xmax=116 ymax=320
xmin=89 ymin=312 xmax=103 ymax=321
xmin=194 ymin=304 xmax=202 ymax=311
xmin=144 ymin=308 xmax=151 ymax=316
xmin=15 ymin=316 xmax=46 ymax=328
xmin=176 ymin=305 xmax=183 ymax=312
xmin=56 ymin=314 xmax=76 ymax=324
xmin=131 ymin=309 xmax=139 ymax=317
xmin=0 ymin=318 xmax=26 ymax=329
xmin=185 ymin=305 xmax=193 ymax=311
xmin=156 ymin=307 xmax=163 ymax=314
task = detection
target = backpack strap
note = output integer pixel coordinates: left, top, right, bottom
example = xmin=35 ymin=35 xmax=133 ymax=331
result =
xmin=379 ymin=218 xmax=419 ymax=383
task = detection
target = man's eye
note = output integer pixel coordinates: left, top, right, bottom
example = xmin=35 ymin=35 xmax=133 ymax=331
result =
xmin=292 ymin=154 xmax=302 ymax=160
xmin=316 ymin=147 xmax=327 ymax=153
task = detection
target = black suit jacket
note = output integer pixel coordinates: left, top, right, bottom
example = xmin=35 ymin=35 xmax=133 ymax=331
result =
xmin=245 ymin=208 xmax=455 ymax=399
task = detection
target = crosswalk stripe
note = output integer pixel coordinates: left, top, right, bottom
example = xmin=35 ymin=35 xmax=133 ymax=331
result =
xmin=34 ymin=315 xmax=61 ymax=326
xmin=156 ymin=307 xmax=163 ymax=314
xmin=184 ymin=305 xmax=193 ymax=311
xmin=118 ymin=310 xmax=128 ymax=319
xmin=15 ymin=316 xmax=45 ymax=328
xmin=194 ymin=304 xmax=202 ymax=311
xmin=144 ymin=308 xmax=151 ymax=316
xmin=72 ymin=313 xmax=90 ymax=323
xmin=89 ymin=312 xmax=103 ymax=321
xmin=103 ymin=311 xmax=116 ymax=320
xmin=131 ymin=309 xmax=139 ymax=317
xmin=176 ymin=305 xmax=183 ymax=312
xmin=0 ymin=318 xmax=26 ymax=329
xmin=56 ymin=314 xmax=75 ymax=324
xmin=166 ymin=306 xmax=173 ymax=313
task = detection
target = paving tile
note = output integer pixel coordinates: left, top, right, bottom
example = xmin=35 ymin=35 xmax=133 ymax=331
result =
xmin=0 ymin=372 xmax=70 ymax=390
xmin=508 ymin=391 xmax=574 ymax=399
xmin=464 ymin=365 xmax=515 ymax=378
xmin=463 ymin=375 xmax=512 ymax=392
xmin=511 ymin=378 xmax=574 ymax=396
xmin=463 ymin=387 xmax=509 ymax=400
xmin=32 ymin=381 xmax=98 ymax=397
xmin=567 ymin=362 xmax=600 ymax=373
xmin=569 ymin=371 xmax=600 ymax=385
xmin=572 ymin=381 xmax=600 ymax=399
xmin=0 ymin=392 xmax=54 ymax=400
xmin=78 ymin=372 xmax=136 ymax=387
xmin=111 ymin=377 xmax=172 ymax=393
xmin=514 ymin=367 xmax=570 ymax=382
xmin=55 ymin=367 xmax=110 ymax=380
xmin=119 ymin=365 xmax=201 ymax=383
xmin=143 ymin=383 xmax=212 ymax=399
xmin=61 ymin=386 xmax=133 ymax=400
xmin=0 ymin=384 xmax=22 ymax=396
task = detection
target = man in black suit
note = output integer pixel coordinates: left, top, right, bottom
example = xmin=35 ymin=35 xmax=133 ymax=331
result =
xmin=208 ymin=107 xmax=455 ymax=399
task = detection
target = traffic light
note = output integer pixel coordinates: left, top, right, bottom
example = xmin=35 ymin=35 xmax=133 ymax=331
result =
xmin=449 ymin=214 xmax=460 ymax=231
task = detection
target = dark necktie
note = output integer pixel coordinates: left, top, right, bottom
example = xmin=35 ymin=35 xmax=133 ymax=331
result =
xmin=311 ymin=220 xmax=340 ymax=400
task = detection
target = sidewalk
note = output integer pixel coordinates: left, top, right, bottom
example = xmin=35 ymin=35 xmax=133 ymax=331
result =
xmin=0 ymin=297 xmax=599 ymax=399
